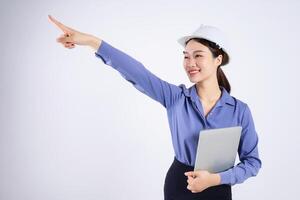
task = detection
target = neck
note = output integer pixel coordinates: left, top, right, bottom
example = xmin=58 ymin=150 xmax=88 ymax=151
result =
xmin=196 ymin=76 xmax=222 ymax=103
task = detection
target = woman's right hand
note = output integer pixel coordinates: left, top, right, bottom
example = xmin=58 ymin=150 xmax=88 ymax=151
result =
xmin=48 ymin=15 xmax=101 ymax=50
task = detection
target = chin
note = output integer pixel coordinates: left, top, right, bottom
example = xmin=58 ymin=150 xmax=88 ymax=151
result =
xmin=188 ymin=77 xmax=203 ymax=83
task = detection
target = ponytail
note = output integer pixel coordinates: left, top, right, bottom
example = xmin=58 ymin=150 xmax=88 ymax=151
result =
xmin=217 ymin=67 xmax=231 ymax=93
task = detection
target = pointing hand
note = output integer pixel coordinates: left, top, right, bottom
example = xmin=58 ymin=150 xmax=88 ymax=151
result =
xmin=48 ymin=15 xmax=101 ymax=50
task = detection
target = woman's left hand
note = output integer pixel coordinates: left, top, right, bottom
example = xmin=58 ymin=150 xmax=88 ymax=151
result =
xmin=184 ymin=170 xmax=221 ymax=193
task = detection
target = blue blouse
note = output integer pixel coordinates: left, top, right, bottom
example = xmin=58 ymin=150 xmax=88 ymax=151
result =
xmin=95 ymin=40 xmax=262 ymax=185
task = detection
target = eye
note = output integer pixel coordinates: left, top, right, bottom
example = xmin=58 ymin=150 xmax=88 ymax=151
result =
xmin=184 ymin=56 xmax=189 ymax=59
xmin=195 ymin=55 xmax=203 ymax=58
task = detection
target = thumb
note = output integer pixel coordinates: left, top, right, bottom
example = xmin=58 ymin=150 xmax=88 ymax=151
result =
xmin=56 ymin=34 xmax=74 ymax=44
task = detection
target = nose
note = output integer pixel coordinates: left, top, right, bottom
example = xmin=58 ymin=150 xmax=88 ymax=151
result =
xmin=187 ymin=57 xmax=197 ymax=67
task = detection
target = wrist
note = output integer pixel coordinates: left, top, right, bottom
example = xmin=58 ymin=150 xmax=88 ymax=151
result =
xmin=86 ymin=34 xmax=102 ymax=51
xmin=210 ymin=173 xmax=221 ymax=187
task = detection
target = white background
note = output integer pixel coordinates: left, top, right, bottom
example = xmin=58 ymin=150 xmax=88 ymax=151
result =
xmin=1 ymin=0 xmax=300 ymax=199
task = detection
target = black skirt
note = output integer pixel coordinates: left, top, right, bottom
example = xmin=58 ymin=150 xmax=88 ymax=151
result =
xmin=164 ymin=157 xmax=232 ymax=200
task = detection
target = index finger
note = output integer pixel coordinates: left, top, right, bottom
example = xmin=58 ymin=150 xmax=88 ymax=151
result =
xmin=48 ymin=15 xmax=71 ymax=33
xmin=184 ymin=171 xmax=194 ymax=176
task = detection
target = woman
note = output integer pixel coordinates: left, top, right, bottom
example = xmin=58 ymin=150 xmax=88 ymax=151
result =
xmin=48 ymin=15 xmax=262 ymax=200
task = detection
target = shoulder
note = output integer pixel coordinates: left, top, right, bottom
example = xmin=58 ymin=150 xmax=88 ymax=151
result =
xmin=229 ymin=95 xmax=256 ymax=127
xmin=231 ymin=95 xmax=248 ymax=109
xmin=227 ymin=94 xmax=253 ymax=122
xmin=177 ymin=84 xmax=193 ymax=97
xmin=221 ymin=88 xmax=248 ymax=112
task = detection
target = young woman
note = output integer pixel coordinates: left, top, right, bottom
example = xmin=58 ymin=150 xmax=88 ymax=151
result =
xmin=49 ymin=15 xmax=261 ymax=200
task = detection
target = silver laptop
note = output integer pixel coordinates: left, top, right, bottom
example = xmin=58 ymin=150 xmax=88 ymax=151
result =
xmin=194 ymin=126 xmax=242 ymax=173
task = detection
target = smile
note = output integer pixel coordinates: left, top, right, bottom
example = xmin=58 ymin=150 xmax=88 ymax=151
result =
xmin=188 ymin=69 xmax=201 ymax=75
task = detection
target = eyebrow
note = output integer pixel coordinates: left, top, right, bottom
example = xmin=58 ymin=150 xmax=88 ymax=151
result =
xmin=183 ymin=50 xmax=206 ymax=54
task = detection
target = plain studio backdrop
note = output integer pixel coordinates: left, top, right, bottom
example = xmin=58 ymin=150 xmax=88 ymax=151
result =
xmin=1 ymin=0 xmax=299 ymax=199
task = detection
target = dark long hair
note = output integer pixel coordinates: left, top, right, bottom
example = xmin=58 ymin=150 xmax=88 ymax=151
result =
xmin=185 ymin=38 xmax=231 ymax=93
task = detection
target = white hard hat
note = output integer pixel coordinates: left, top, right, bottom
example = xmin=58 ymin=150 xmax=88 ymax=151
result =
xmin=177 ymin=24 xmax=231 ymax=64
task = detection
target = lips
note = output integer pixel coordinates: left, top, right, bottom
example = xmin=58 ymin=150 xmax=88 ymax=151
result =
xmin=188 ymin=68 xmax=201 ymax=75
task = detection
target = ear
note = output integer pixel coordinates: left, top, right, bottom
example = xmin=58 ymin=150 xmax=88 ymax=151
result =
xmin=215 ymin=54 xmax=223 ymax=66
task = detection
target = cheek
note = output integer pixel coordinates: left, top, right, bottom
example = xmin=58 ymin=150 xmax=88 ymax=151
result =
xmin=183 ymin=62 xmax=189 ymax=70
xmin=202 ymin=59 xmax=216 ymax=70
xmin=201 ymin=65 xmax=217 ymax=75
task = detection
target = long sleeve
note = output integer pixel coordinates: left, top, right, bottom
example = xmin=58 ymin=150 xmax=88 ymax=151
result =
xmin=219 ymin=104 xmax=262 ymax=185
xmin=94 ymin=40 xmax=182 ymax=108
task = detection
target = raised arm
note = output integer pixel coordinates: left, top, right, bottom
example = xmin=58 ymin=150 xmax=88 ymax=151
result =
xmin=48 ymin=15 xmax=182 ymax=108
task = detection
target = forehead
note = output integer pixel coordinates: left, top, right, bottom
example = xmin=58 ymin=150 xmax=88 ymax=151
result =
xmin=183 ymin=39 xmax=209 ymax=54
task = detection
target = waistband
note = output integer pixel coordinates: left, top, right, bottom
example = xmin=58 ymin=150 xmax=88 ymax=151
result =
xmin=173 ymin=157 xmax=194 ymax=170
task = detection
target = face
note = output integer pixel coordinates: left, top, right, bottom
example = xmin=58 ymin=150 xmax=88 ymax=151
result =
xmin=183 ymin=39 xmax=222 ymax=83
